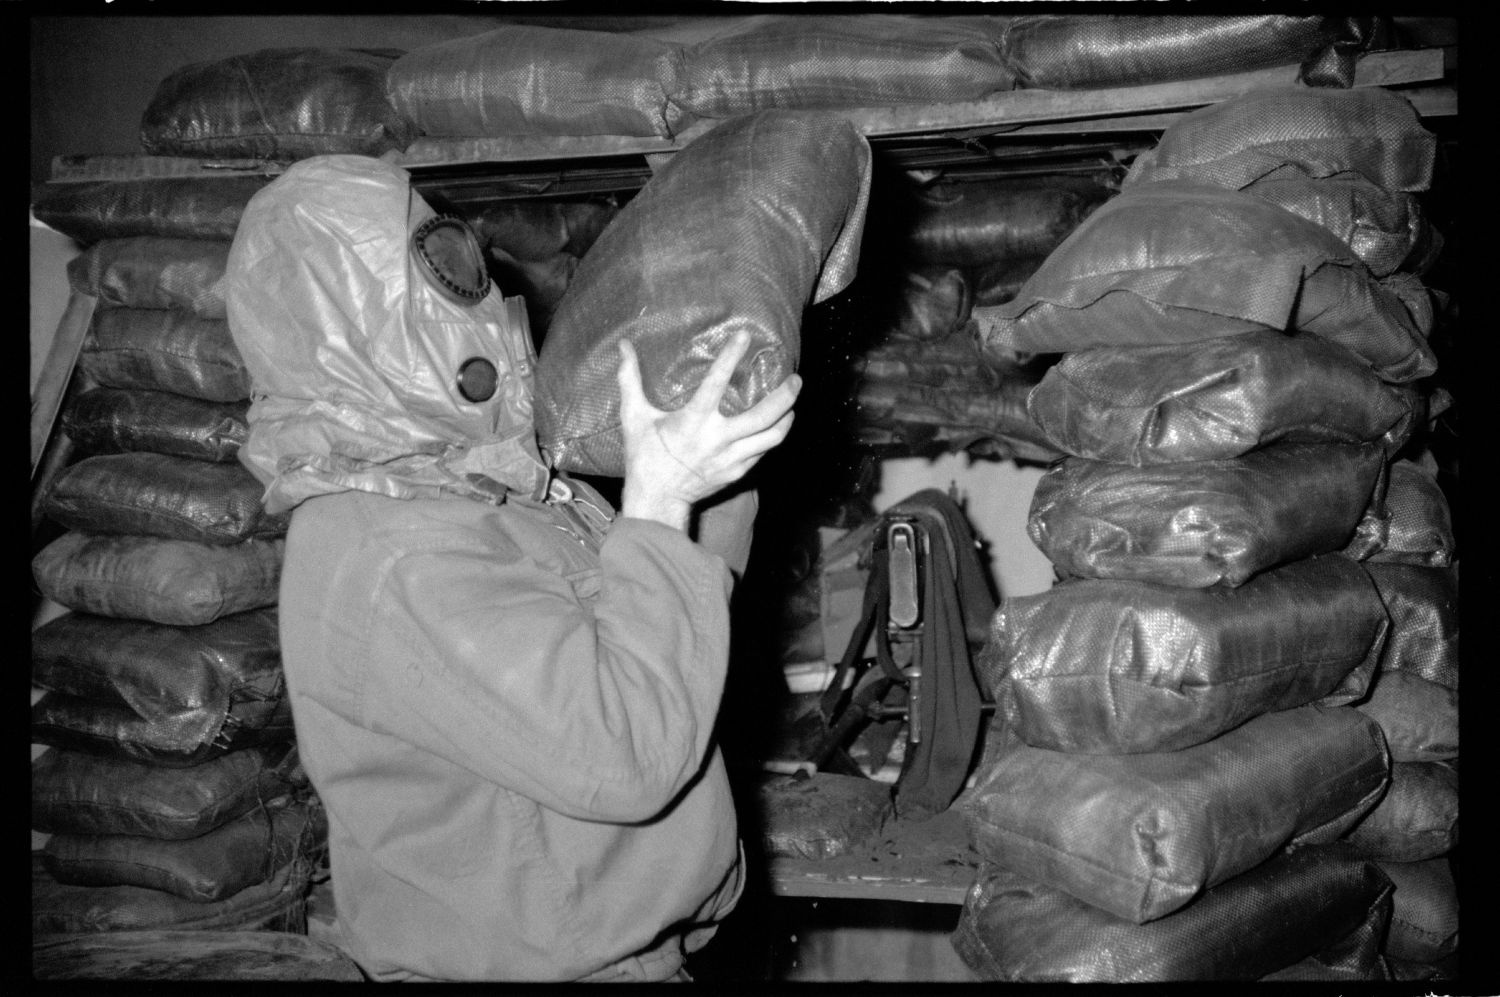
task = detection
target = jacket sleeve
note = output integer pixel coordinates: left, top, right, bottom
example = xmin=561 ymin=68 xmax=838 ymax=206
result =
xmin=357 ymin=515 xmax=734 ymax=823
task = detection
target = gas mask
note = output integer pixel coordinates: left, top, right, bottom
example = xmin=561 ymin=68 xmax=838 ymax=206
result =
xmin=225 ymin=155 xmax=550 ymax=514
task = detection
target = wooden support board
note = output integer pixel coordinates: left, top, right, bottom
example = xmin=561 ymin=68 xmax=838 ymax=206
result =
xmin=766 ymin=807 xmax=979 ymax=905
xmin=30 ymin=292 xmax=95 ymax=478
xmin=48 ymin=49 xmax=1448 ymax=183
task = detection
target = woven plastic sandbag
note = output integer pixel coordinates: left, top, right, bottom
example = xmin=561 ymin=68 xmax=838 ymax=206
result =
xmin=62 ymin=387 xmax=248 ymax=463
xmin=1244 ymin=170 xmax=1434 ymax=278
xmin=1365 ymin=563 xmax=1459 ymax=692
xmin=80 ymin=308 xmax=250 ymax=403
xmin=1355 ymin=670 xmax=1457 ymax=764
xmin=853 ymin=329 xmax=1061 ymax=463
xmin=535 ymin=110 xmax=871 ymax=475
xmin=467 ymin=198 xmax=618 ymax=263
xmin=32 ymin=532 xmax=282 ymax=627
xmin=1378 ymin=858 xmax=1459 ymax=964
xmin=1124 ymin=86 xmax=1436 ymax=193
xmin=1344 ymin=761 xmax=1458 ymax=863
xmin=44 ymin=795 xmax=322 ymax=903
xmin=32 ymin=852 xmax=312 ymax=935
xmin=668 ymin=15 xmax=1013 ymax=121
xmin=969 ymin=255 xmax=1048 ymax=307
xmin=32 ymin=690 xmax=295 ymax=770
xmin=389 ymin=26 xmax=682 ymax=140
xmin=1259 ymin=912 xmax=1392 ymax=982
xmin=32 ymin=742 xmax=302 ymax=840
xmin=31 ymin=608 xmax=288 ymax=767
xmin=31 ymin=176 xmax=271 ymax=246
xmin=1369 ymin=456 xmax=1455 ymax=566
xmin=997 ymin=15 xmax=1353 ymax=91
xmin=959 ymin=705 xmax=1389 ymax=924
xmin=1026 ymin=329 xmax=1420 ymax=465
xmin=42 ymin=453 xmax=288 ymax=545
xmin=881 ymin=267 xmax=973 ymax=342
xmin=141 ymin=48 xmax=414 ymax=160
xmin=1028 ymin=442 xmax=1386 ymax=589
xmin=974 ymin=181 xmax=1436 ymax=383
xmin=758 ymin=773 xmax=893 ymax=860
xmin=951 ymin=843 xmax=1393 ymax=982
xmin=900 ymin=175 xmax=1114 ymax=269
xmin=68 ymin=239 xmax=230 ymax=318
xmin=981 ymin=555 xmax=1388 ymax=754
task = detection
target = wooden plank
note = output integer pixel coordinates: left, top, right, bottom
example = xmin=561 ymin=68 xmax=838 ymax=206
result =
xmin=49 ymin=155 xmax=283 ymax=183
xmin=30 ymin=292 xmax=96 ymax=478
xmin=398 ymin=133 xmax=679 ymax=170
xmin=967 ymin=83 xmax=1457 ymax=139
xmin=32 ymin=930 xmax=366 ymax=981
xmin=765 ymin=808 xmax=979 ymax=906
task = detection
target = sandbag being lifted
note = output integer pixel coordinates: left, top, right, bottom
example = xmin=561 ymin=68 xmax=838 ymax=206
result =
xmin=959 ymin=706 xmax=1389 ymax=924
xmin=1025 ymin=329 xmax=1421 ymax=465
xmin=535 ymin=110 xmax=871 ymax=475
xmin=975 ymin=181 xmax=1437 ymax=384
xmin=980 ymin=555 xmax=1388 ymax=754
xmin=1027 ymin=442 xmax=1387 ymax=588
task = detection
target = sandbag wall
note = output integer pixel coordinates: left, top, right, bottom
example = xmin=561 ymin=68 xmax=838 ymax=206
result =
xmin=30 ymin=178 xmax=325 ymax=937
xmin=951 ymin=85 xmax=1457 ymax=983
xmin=840 ymin=172 xmax=1110 ymax=465
xmin=386 ymin=14 xmax=1373 ymax=146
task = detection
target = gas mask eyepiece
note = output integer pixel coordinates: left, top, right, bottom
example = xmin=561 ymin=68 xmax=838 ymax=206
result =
xmin=457 ymin=357 xmax=499 ymax=403
xmin=412 ymin=214 xmax=491 ymax=305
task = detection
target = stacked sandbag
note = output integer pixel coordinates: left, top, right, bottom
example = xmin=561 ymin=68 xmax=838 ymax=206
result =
xmin=1340 ymin=453 xmax=1460 ymax=979
xmin=140 ymin=48 xmax=415 ymax=162
xmin=534 ymin=109 xmax=872 ymax=476
xmin=459 ymin=196 xmax=621 ymax=344
xmin=993 ymin=15 xmax=1375 ymax=91
xmin=1119 ymin=88 xmax=1458 ymax=977
xmin=32 ymin=189 xmax=320 ymax=938
xmin=847 ymin=172 xmax=1112 ymax=462
xmin=953 ymin=85 xmax=1451 ymax=982
xmin=388 ymin=15 xmax=1368 ymax=148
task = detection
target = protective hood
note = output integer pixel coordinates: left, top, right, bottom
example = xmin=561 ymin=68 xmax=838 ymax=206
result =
xmin=226 ymin=155 xmax=549 ymax=515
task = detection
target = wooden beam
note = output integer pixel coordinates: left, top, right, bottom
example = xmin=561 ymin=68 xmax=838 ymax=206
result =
xmin=30 ymin=293 xmax=96 ymax=478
